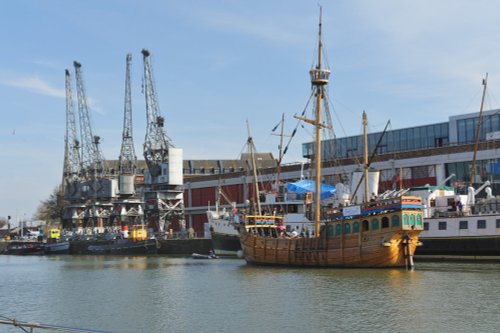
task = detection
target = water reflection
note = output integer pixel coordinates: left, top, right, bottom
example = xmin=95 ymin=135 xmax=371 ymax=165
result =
xmin=1 ymin=256 xmax=498 ymax=333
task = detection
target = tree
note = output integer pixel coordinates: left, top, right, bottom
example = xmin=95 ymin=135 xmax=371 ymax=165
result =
xmin=36 ymin=186 xmax=65 ymax=223
xmin=0 ymin=217 xmax=6 ymax=229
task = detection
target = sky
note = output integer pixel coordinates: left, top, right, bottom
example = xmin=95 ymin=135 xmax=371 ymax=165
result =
xmin=2 ymin=0 xmax=500 ymax=222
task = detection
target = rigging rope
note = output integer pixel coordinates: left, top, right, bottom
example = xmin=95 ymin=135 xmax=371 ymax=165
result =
xmin=0 ymin=314 xmax=114 ymax=333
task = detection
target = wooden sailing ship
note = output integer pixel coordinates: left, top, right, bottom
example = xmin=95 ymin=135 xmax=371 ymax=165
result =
xmin=238 ymin=10 xmax=424 ymax=268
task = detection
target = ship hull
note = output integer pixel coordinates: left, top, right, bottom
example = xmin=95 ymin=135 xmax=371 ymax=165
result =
xmin=84 ymin=238 xmax=159 ymax=255
xmin=415 ymin=214 xmax=500 ymax=260
xmin=210 ymin=231 xmax=241 ymax=256
xmin=240 ymin=230 xmax=421 ymax=268
xmin=44 ymin=241 xmax=70 ymax=255
xmin=3 ymin=241 xmax=44 ymax=255
xmin=240 ymin=197 xmax=424 ymax=268
xmin=416 ymin=236 xmax=500 ymax=259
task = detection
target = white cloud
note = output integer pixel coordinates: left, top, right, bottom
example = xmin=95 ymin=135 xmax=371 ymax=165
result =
xmin=1 ymin=76 xmax=65 ymax=98
xmin=191 ymin=7 xmax=309 ymax=45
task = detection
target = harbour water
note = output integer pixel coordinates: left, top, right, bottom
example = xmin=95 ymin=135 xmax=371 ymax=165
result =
xmin=1 ymin=256 xmax=499 ymax=333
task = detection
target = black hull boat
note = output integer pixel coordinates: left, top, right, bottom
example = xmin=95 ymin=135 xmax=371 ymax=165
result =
xmin=3 ymin=241 xmax=44 ymax=255
xmin=85 ymin=238 xmax=159 ymax=255
xmin=416 ymin=235 xmax=500 ymax=258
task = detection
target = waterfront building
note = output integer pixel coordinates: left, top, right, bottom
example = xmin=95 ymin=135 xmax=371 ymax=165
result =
xmin=183 ymin=109 xmax=500 ymax=236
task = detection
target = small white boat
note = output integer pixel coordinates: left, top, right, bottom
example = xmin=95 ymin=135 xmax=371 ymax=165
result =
xmin=192 ymin=252 xmax=218 ymax=259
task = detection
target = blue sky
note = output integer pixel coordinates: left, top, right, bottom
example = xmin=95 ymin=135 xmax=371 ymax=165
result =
xmin=1 ymin=0 xmax=500 ymax=221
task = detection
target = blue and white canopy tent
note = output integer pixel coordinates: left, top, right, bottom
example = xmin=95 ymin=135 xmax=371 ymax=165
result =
xmin=285 ymin=179 xmax=336 ymax=200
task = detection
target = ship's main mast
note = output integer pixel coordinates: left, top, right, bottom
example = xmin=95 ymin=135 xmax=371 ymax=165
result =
xmin=296 ymin=8 xmax=331 ymax=236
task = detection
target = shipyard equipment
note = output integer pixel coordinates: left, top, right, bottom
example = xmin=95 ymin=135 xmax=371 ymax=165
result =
xmin=141 ymin=49 xmax=185 ymax=232
xmin=61 ymin=69 xmax=86 ymax=229
xmin=113 ymin=53 xmax=144 ymax=231
xmin=119 ymin=53 xmax=138 ymax=195
xmin=73 ymin=61 xmax=116 ymax=230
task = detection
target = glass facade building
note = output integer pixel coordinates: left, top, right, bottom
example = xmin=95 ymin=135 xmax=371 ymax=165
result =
xmin=302 ymin=109 xmax=500 ymax=188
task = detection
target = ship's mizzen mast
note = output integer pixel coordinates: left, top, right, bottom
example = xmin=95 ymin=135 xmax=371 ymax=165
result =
xmin=246 ymin=122 xmax=262 ymax=216
xmin=295 ymin=8 xmax=331 ymax=236
xmin=363 ymin=111 xmax=369 ymax=203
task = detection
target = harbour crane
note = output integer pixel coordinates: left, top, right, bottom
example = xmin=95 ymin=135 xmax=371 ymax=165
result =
xmin=113 ymin=54 xmax=143 ymax=233
xmin=141 ymin=49 xmax=185 ymax=233
xmin=62 ymin=69 xmax=81 ymax=192
xmin=61 ymin=69 xmax=85 ymax=229
xmin=73 ymin=61 xmax=114 ymax=231
xmin=73 ymin=61 xmax=106 ymax=182
xmin=119 ymin=54 xmax=138 ymax=182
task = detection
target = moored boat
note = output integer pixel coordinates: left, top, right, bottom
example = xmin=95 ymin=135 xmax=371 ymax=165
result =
xmin=240 ymin=193 xmax=423 ymax=268
xmin=192 ymin=251 xmax=218 ymax=259
xmin=410 ymin=74 xmax=500 ymax=260
xmin=238 ymin=10 xmax=424 ymax=268
xmin=3 ymin=241 xmax=45 ymax=255
xmin=83 ymin=225 xmax=161 ymax=255
xmin=86 ymin=238 xmax=159 ymax=255
xmin=410 ymin=181 xmax=500 ymax=259
xmin=44 ymin=228 xmax=71 ymax=254
xmin=44 ymin=240 xmax=71 ymax=255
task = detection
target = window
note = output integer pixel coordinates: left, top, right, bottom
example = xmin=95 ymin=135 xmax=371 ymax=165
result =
xmin=403 ymin=214 xmax=409 ymax=227
xmin=416 ymin=214 xmax=423 ymax=228
xmin=362 ymin=220 xmax=369 ymax=231
xmin=459 ymin=221 xmax=468 ymax=230
xmin=344 ymin=223 xmax=351 ymax=234
xmin=438 ymin=221 xmax=447 ymax=230
xmin=496 ymin=219 xmax=500 ymax=228
xmin=477 ymin=220 xmax=486 ymax=229
xmin=327 ymin=225 xmax=334 ymax=238
xmin=381 ymin=217 xmax=389 ymax=228
xmin=353 ymin=221 xmax=360 ymax=233
xmin=371 ymin=219 xmax=380 ymax=230
xmin=424 ymin=222 xmax=429 ymax=231
xmin=392 ymin=215 xmax=400 ymax=227
xmin=335 ymin=224 xmax=342 ymax=236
